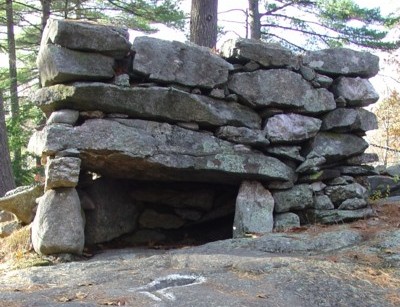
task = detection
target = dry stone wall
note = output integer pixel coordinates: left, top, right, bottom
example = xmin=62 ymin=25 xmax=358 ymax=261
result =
xmin=28 ymin=19 xmax=380 ymax=255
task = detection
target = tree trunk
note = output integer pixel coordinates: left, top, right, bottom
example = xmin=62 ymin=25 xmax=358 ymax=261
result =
xmin=6 ymin=0 xmax=19 ymax=121
xmin=248 ymin=0 xmax=261 ymax=39
xmin=0 ymin=92 xmax=16 ymax=197
xmin=6 ymin=0 xmax=21 ymax=176
xmin=40 ymin=0 xmax=51 ymax=35
xmin=190 ymin=0 xmax=218 ymax=48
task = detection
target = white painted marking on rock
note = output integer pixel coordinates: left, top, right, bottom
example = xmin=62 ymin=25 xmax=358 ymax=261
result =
xmin=128 ymin=274 xmax=206 ymax=302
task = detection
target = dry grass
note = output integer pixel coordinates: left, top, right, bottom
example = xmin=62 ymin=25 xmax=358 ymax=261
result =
xmin=352 ymin=267 xmax=400 ymax=305
xmin=0 ymin=225 xmax=31 ymax=255
xmin=0 ymin=225 xmax=50 ymax=270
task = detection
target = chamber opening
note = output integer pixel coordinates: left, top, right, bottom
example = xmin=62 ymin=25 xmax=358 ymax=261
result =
xmin=78 ymin=175 xmax=238 ymax=249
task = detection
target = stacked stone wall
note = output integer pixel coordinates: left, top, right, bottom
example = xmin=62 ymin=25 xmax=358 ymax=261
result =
xmin=28 ymin=19 xmax=380 ymax=254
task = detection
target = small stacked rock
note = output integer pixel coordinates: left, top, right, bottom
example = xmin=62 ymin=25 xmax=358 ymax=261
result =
xmin=28 ymin=19 xmax=380 ymax=254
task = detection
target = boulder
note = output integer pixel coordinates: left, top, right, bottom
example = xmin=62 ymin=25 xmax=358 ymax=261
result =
xmin=0 ymin=185 xmax=44 ymax=224
xmin=386 ymin=164 xmax=400 ymax=177
xmin=228 ymin=69 xmax=336 ymax=113
xmin=273 ymin=184 xmax=314 ymax=213
xmin=327 ymin=176 xmax=355 ymax=186
xmin=298 ymin=169 xmax=341 ymax=183
xmin=0 ymin=210 xmax=14 ymax=222
xmin=346 ymin=153 xmax=379 ymax=165
xmin=82 ymin=178 xmax=140 ymax=245
xmin=367 ymin=175 xmax=400 ymax=197
xmin=313 ymin=195 xmax=334 ymax=210
xmin=264 ymin=113 xmax=321 ymax=143
xmin=314 ymin=74 xmax=333 ymax=88
xmin=273 ymin=212 xmax=300 ymax=231
xmin=304 ymin=208 xmax=375 ymax=224
xmin=321 ymin=108 xmax=378 ymax=133
xmin=31 ymin=188 xmax=84 ymax=255
xmin=132 ymin=36 xmax=233 ymax=89
xmin=338 ymin=198 xmax=367 ymax=210
xmin=139 ymin=210 xmax=185 ymax=229
xmin=113 ymin=74 xmax=130 ymax=87
xmin=299 ymin=65 xmax=316 ymax=81
xmin=310 ymin=182 xmax=326 ymax=193
xmin=221 ymin=38 xmax=293 ymax=67
xmin=215 ymin=126 xmax=269 ymax=148
xmin=233 ymin=181 xmax=274 ymax=238
xmin=46 ymin=109 xmax=80 ymax=125
xmin=28 ymin=119 xmax=296 ymax=184
xmin=265 ymin=145 xmax=305 ymax=162
xmin=304 ymin=132 xmax=369 ymax=162
xmin=174 ymin=209 xmax=203 ymax=221
xmin=324 ymin=183 xmax=368 ymax=206
xmin=33 ymin=83 xmax=261 ymax=129
xmin=296 ymin=155 xmax=326 ymax=174
xmin=45 ymin=157 xmax=81 ymax=190
xmin=330 ymin=77 xmax=379 ymax=107
xmin=0 ymin=220 xmax=21 ymax=238
xmin=303 ymin=48 xmax=379 ymax=78
xmin=129 ymin=182 xmax=216 ymax=210
xmin=37 ymin=44 xmax=115 ymax=87
xmin=41 ymin=19 xmax=131 ymax=59
xmin=336 ymin=165 xmax=378 ymax=176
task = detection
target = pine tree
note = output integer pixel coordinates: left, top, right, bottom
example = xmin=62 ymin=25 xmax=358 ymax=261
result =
xmin=247 ymin=0 xmax=399 ymax=51
xmin=0 ymin=91 xmax=15 ymax=196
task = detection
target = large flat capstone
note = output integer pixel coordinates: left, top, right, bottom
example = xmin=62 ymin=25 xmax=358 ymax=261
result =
xmin=34 ymin=83 xmax=261 ymax=129
xmin=29 ymin=119 xmax=295 ymax=184
xmin=132 ymin=36 xmax=233 ymax=89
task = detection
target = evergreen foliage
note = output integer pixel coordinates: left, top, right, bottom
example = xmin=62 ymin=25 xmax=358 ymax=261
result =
xmin=254 ymin=0 xmax=399 ymax=51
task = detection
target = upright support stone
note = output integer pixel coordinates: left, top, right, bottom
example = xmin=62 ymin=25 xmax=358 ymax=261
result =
xmin=45 ymin=157 xmax=81 ymax=190
xmin=233 ymin=181 xmax=274 ymax=238
xmin=32 ymin=188 xmax=85 ymax=255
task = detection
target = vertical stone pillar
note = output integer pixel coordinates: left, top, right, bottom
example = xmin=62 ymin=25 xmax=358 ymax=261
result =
xmin=233 ymin=181 xmax=274 ymax=238
xmin=32 ymin=188 xmax=84 ymax=255
xmin=31 ymin=156 xmax=85 ymax=255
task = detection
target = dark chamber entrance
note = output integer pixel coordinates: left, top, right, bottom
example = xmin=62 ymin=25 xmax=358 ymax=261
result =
xmin=77 ymin=175 xmax=238 ymax=249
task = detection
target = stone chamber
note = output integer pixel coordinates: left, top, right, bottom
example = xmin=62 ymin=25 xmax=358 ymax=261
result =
xmin=26 ymin=19 xmax=381 ymax=255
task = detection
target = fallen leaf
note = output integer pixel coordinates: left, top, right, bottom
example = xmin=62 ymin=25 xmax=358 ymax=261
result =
xmin=384 ymin=249 xmax=396 ymax=254
xmin=76 ymin=292 xmax=88 ymax=299
xmin=98 ymin=300 xmax=126 ymax=306
xmin=257 ymin=294 xmax=269 ymax=299
xmin=78 ymin=282 xmax=93 ymax=287
xmin=57 ymin=296 xmax=72 ymax=302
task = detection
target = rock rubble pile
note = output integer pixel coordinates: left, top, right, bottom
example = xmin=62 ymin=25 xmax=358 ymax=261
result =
xmin=27 ymin=19 xmax=380 ymax=255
